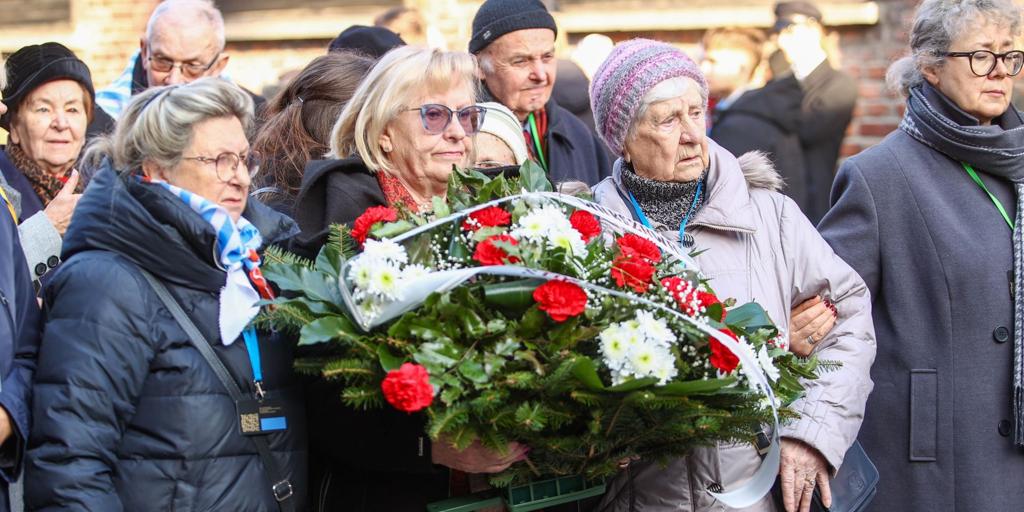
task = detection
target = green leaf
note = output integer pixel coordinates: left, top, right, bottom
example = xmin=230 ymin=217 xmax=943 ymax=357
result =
xmin=606 ymin=377 xmax=659 ymax=392
xmin=432 ymin=196 xmax=450 ymax=218
xmin=570 ymin=357 xmax=606 ymax=391
xmin=371 ymin=220 xmax=416 ymax=239
xmin=414 ymin=341 xmax=462 ymax=370
xmin=519 ymin=159 xmax=553 ymax=192
xmin=482 ymin=279 xmax=541 ymax=311
xmin=727 ymin=303 xmax=775 ymax=332
xmin=300 ymin=315 xmax=359 ymax=346
xmin=457 ymin=358 xmax=489 ymax=384
xmin=377 ymin=345 xmax=404 ymax=372
xmin=656 ymin=377 xmax=738 ymax=396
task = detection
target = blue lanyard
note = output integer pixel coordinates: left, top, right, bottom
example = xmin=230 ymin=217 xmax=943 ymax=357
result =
xmin=242 ymin=326 xmax=266 ymax=400
xmin=626 ymin=180 xmax=703 ymax=246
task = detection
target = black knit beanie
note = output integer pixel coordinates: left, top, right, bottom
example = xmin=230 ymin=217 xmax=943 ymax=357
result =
xmin=1 ymin=42 xmax=95 ymax=130
xmin=329 ymin=25 xmax=406 ymax=59
xmin=469 ymin=0 xmax=557 ymax=54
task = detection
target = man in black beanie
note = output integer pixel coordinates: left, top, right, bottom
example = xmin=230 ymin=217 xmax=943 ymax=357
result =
xmin=328 ymin=25 xmax=405 ymax=59
xmin=469 ymin=0 xmax=610 ymax=185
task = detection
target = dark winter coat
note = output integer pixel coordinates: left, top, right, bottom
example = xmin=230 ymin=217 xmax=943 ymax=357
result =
xmin=291 ymin=156 xmax=448 ymax=511
xmin=0 ymin=185 xmax=41 ymax=512
xmin=25 ymin=166 xmax=308 ymax=512
xmin=796 ymin=61 xmax=857 ymax=224
xmin=818 ymin=125 xmax=1024 ymax=510
xmin=711 ymin=74 xmax=808 ymax=215
xmin=553 ymin=59 xmax=596 ymax=134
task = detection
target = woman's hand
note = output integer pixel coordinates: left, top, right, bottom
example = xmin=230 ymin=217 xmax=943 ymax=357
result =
xmin=789 ymin=296 xmax=836 ymax=357
xmin=42 ymin=170 xmax=82 ymax=236
xmin=431 ymin=436 xmax=528 ymax=473
xmin=779 ymin=438 xmax=832 ymax=512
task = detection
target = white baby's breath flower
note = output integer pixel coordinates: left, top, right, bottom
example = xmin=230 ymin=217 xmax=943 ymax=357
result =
xmin=733 ymin=339 xmax=764 ymax=392
xmin=362 ymin=238 xmax=408 ymax=264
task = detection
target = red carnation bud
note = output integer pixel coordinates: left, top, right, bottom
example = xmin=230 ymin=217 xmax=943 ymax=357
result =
xmin=351 ymin=206 xmax=398 ymax=245
xmin=381 ymin=363 xmax=435 ymax=413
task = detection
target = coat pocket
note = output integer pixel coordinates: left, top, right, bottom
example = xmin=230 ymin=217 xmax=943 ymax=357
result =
xmin=908 ymin=369 xmax=938 ymax=462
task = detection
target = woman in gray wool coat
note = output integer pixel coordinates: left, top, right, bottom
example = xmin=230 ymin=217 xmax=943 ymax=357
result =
xmin=818 ymin=0 xmax=1024 ymax=509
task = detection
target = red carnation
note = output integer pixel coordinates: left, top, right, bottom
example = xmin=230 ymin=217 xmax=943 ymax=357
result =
xmin=612 ymin=256 xmax=656 ymax=293
xmin=710 ymin=329 xmax=740 ymax=373
xmin=569 ymin=210 xmax=602 ymax=242
xmin=660 ymin=276 xmax=693 ymax=304
xmin=533 ymin=280 xmax=588 ymax=322
xmin=697 ymin=291 xmax=726 ymax=321
xmin=462 ymin=206 xmax=512 ymax=232
xmin=473 ymin=234 xmax=520 ymax=265
xmin=381 ymin=363 xmax=435 ymax=413
xmin=616 ymin=233 xmax=661 ymax=264
xmin=351 ymin=206 xmax=398 ymax=245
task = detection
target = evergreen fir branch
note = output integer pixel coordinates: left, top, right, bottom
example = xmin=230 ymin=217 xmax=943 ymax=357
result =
xmin=261 ymin=302 xmax=316 ymax=331
xmin=321 ymin=358 xmax=376 ymax=381
xmin=341 ymin=387 xmax=383 ymax=410
xmin=428 ymin=405 xmax=470 ymax=440
xmin=263 ymin=244 xmax=312 ymax=268
xmin=327 ymin=223 xmax=357 ymax=261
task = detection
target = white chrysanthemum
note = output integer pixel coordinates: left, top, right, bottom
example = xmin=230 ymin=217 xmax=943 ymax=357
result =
xmin=347 ymin=257 xmax=375 ymax=290
xmin=366 ymin=262 xmax=404 ymax=300
xmin=362 ymin=238 xmax=408 ymax=264
xmin=547 ymin=226 xmax=587 ymax=255
xmin=652 ymin=357 xmax=679 ymax=385
xmin=357 ymin=297 xmax=382 ymax=320
xmin=733 ymin=339 xmax=763 ymax=391
xmin=757 ymin=345 xmax=780 ymax=382
xmin=635 ymin=310 xmax=676 ymax=346
xmin=599 ymin=324 xmax=630 ymax=369
xmin=626 ymin=342 xmax=660 ymax=377
xmin=622 ymin=321 xmax=645 ymax=348
xmin=402 ymin=263 xmax=430 ymax=282
xmin=512 ymin=209 xmax=550 ymax=240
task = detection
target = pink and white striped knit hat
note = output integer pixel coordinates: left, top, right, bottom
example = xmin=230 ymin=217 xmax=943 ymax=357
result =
xmin=589 ymin=38 xmax=708 ymax=156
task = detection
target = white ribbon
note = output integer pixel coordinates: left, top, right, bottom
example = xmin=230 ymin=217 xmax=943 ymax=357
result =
xmin=340 ymin=192 xmax=779 ymax=508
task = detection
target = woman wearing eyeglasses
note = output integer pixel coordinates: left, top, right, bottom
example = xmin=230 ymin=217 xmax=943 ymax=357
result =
xmin=25 ymin=78 xmax=308 ymax=511
xmin=291 ymin=46 xmax=524 ymax=511
xmin=818 ymin=0 xmax=1024 ymax=510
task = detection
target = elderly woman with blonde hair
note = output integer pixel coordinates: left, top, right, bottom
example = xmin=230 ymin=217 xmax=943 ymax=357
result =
xmin=291 ymin=45 xmax=526 ymax=511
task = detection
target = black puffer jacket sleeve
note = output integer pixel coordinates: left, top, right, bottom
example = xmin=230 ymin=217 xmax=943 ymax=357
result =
xmin=26 ymin=253 xmax=156 ymax=512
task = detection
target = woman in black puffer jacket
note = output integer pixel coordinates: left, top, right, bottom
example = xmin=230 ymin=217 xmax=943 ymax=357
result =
xmin=25 ymin=78 xmax=307 ymax=512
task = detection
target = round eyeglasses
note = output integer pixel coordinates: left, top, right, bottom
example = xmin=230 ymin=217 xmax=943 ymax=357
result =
xmin=943 ymin=50 xmax=1024 ymax=77
xmin=406 ymin=104 xmax=487 ymax=135
xmin=147 ymin=53 xmax=221 ymax=80
xmin=182 ymin=150 xmax=261 ymax=182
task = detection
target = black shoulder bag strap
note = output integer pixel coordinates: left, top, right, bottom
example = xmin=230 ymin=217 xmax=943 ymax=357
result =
xmin=138 ymin=269 xmax=296 ymax=511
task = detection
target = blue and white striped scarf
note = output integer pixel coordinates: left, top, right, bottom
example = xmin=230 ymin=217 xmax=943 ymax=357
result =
xmin=145 ymin=177 xmax=263 ymax=345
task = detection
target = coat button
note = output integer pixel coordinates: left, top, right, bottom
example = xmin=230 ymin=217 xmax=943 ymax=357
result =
xmin=994 ymin=326 xmax=1011 ymax=344
xmin=33 ymin=262 xmax=47 ymax=277
xmin=999 ymin=420 xmax=1012 ymax=437
xmin=46 ymin=255 xmax=60 ymax=268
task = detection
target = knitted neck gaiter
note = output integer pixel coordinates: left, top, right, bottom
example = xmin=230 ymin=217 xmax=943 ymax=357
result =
xmin=621 ymin=163 xmax=708 ymax=229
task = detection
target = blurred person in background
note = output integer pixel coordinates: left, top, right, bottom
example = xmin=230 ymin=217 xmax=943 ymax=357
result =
xmin=769 ymin=0 xmax=857 ymax=223
xmin=95 ymin=0 xmax=266 ymax=122
xmin=703 ymin=27 xmax=808 ymax=213
xmin=374 ymin=6 xmax=439 ymax=48
xmin=252 ymin=51 xmax=375 ymax=215
xmin=474 ymin=101 xmax=529 ymax=170
xmin=470 ymin=0 xmax=611 ymax=185
xmin=0 ymin=43 xmax=93 ymax=284
xmin=328 ymin=25 xmax=406 ymax=58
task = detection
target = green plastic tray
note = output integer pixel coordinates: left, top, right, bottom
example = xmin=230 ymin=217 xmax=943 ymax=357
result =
xmin=426 ymin=475 xmax=605 ymax=512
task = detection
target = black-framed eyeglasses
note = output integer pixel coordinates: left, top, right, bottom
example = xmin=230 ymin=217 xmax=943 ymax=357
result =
xmin=406 ymin=104 xmax=487 ymax=135
xmin=182 ymin=150 xmax=260 ymax=182
xmin=944 ymin=50 xmax=1024 ymax=77
xmin=148 ymin=52 xmax=221 ymax=79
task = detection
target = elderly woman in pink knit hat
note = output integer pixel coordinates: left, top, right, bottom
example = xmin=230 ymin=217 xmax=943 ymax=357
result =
xmin=590 ymin=39 xmax=876 ymax=512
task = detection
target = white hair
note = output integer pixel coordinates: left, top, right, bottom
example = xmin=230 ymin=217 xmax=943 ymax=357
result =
xmin=146 ymin=0 xmax=226 ymax=51
xmin=84 ymin=77 xmax=253 ymax=174
xmin=626 ymin=77 xmax=706 ymax=139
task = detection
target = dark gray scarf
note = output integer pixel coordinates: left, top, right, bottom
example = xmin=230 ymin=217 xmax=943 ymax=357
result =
xmin=620 ymin=164 xmax=708 ymax=230
xmin=900 ymin=82 xmax=1024 ymax=447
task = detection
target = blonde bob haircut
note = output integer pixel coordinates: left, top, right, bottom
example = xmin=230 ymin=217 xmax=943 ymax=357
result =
xmin=328 ymin=46 xmax=479 ymax=173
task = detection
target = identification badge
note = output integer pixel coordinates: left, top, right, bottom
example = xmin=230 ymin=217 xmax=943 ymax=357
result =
xmin=237 ymin=397 xmax=288 ymax=436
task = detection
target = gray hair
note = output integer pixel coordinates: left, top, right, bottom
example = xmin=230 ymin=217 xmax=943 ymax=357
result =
xmin=627 ymin=77 xmax=707 ymax=141
xmin=146 ymin=0 xmax=226 ymax=51
xmin=84 ymin=77 xmax=253 ymax=174
xmin=887 ymin=0 xmax=1022 ymax=97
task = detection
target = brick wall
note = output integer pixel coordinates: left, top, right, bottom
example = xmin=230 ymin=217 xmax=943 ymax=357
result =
xmin=71 ymin=0 xmax=160 ymax=88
